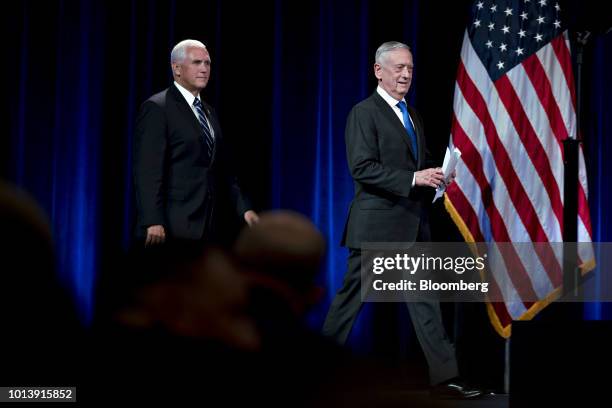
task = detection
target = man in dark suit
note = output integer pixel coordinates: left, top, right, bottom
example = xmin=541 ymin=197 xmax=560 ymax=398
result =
xmin=133 ymin=39 xmax=258 ymax=246
xmin=321 ymin=41 xmax=482 ymax=399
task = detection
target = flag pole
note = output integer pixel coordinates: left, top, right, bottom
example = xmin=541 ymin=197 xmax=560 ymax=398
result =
xmin=562 ymin=31 xmax=589 ymax=298
xmin=562 ymin=139 xmax=579 ymax=296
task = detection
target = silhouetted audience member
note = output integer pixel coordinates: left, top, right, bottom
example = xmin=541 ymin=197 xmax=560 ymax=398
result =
xmin=90 ymin=210 xmax=441 ymax=406
xmin=0 ymin=181 xmax=81 ymax=387
xmin=88 ymin=243 xmax=263 ymax=404
xmin=233 ymin=210 xmax=441 ymax=407
xmin=113 ymin=245 xmax=260 ymax=350
xmin=234 ymin=210 xmax=326 ymax=323
xmin=0 ymin=181 xmax=443 ymax=406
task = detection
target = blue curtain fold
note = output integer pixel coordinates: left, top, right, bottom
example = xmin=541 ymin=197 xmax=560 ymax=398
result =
xmin=584 ymin=34 xmax=612 ymax=320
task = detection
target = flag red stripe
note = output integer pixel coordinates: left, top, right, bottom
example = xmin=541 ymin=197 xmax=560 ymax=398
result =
xmin=458 ymin=62 xmax=563 ymax=287
xmin=446 ymin=184 xmax=517 ymax=324
xmin=578 ymin=182 xmax=593 ymax=239
xmin=550 ymin=34 xmax=577 ymax=112
xmin=446 ymin=183 xmax=486 ymax=242
xmin=521 ymin=52 xmax=569 ymax=147
xmin=452 ymin=113 xmax=539 ymax=303
xmin=552 ymin=35 xmax=594 ymax=239
xmin=494 ymin=75 xmax=564 ymax=233
xmin=525 ymin=40 xmax=594 ymax=242
xmin=491 ymin=301 xmax=513 ymax=329
xmin=526 ymin=40 xmax=594 ymax=248
xmin=493 ymin=74 xmax=564 ymax=286
xmin=456 ymin=62 xmax=551 ymax=243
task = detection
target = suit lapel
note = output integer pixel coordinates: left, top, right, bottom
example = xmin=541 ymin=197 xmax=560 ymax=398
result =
xmin=371 ymin=92 xmax=418 ymax=162
xmin=169 ymin=84 xmax=205 ymax=137
xmin=169 ymin=85 xmax=220 ymax=164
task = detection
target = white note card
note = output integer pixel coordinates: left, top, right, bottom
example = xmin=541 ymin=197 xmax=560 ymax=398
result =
xmin=433 ymin=147 xmax=462 ymax=203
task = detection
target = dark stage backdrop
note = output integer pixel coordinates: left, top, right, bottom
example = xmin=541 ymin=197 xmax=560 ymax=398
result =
xmin=2 ymin=0 xmax=611 ymax=385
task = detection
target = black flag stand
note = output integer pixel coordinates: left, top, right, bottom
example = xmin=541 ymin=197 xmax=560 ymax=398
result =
xmin=510 ymin=25 xmax=612 ymax=406
xmin=562 ymin=26 xmax=611 ymax=296
xmin=562 ymin=31 xmax=590 ymax=298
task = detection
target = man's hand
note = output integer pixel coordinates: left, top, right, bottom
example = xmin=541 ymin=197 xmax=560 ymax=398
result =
xmin=145 ymin=225 xmax=166 ymax=247
xmin=415 ymin=167 xmax=445 ymax=188
xmin=244 ymin=210 xmax=259 ymax=227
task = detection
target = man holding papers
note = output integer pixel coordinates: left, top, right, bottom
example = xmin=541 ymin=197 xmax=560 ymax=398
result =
xmin=322 ymin=41 xmax=481 ymax=399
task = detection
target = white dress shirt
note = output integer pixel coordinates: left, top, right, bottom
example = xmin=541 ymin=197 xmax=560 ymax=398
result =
xmin=174 ymin=81 xmax=215 ymax=139
xmin=376 ymin=86 xmax=417 ymax=186
xmin=376 ymin=86 xmax=417 ymax=130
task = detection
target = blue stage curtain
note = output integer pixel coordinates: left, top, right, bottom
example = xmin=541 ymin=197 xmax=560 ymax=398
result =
xmin=3 ymin=0 xmax=191 ymax=324
xmin=4 ymin=0 xmax=611 ymax=340
xmin=6 ymin=0 xmax=107 ymax=324
xmin=584 ymin=34 xmax=612 ymax=320
xmin=270 ymin=0 xmax=425 ymax=352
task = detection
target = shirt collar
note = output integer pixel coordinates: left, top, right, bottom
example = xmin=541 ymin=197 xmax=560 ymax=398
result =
xmin=376 ymin=85 xmax=406 ymax=109
xmin=174 ymin=81 xmax=200 ymax=107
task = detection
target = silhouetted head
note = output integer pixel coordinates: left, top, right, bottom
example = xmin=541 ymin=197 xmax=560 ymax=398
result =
xmin=234 ymin=210 xmax=326 ymax=316
xmin=0 ymin=181 xmax=77 ymax=333
xmin=114 ymin=245 xmax=261 ymax=351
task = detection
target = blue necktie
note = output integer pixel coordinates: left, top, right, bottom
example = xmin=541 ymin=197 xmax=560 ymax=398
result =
xmin=397 ymin=101 xmax=418 ymax=161
xmin=193 ymin=98 xmax=215 ymax=159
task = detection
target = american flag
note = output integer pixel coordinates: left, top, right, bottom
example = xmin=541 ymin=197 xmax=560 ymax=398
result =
xmin=444 ymin=0 xmax=595 ymax=337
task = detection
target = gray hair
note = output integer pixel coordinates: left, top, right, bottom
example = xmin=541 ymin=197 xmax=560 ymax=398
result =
xmin=170 ymin=39 xmax=207 ymax=64
xmin=375 ymin=41 xmax=411 ymax=65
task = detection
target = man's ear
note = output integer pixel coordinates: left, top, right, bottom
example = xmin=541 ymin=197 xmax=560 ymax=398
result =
xmin=172 ymin=63 xmax=181 ymax=77
xmin=374 ymin=63 xmax=382 ymax=80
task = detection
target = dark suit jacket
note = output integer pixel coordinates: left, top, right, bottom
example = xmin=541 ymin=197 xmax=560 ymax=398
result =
xmin=133 ymin=84 xmax=251 ymax=240
xmin=341 ymin=91 xmax=437 ymax=248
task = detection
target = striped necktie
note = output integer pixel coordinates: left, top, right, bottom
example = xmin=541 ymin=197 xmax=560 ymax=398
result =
xmin=193 ymin=98 xmax=214 ymax=159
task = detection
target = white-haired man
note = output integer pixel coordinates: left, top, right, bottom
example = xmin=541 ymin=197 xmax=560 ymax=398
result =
xmin=134 ymin=39 xmax=258 ymax=246
xmin=322 ymin=41 xmax=482 ymax=399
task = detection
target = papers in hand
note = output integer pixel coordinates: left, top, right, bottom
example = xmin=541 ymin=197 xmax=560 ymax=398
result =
xmin=432 ymin=147 xmax=461 ymax=203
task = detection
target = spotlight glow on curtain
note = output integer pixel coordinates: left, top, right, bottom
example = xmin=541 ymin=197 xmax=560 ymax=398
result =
xmin=9 ymin=0 xmax=105 ymax=324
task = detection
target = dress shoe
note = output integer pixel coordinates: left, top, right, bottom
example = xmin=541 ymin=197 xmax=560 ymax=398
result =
xmin=430 ymin=379 xmax=483 ymax=399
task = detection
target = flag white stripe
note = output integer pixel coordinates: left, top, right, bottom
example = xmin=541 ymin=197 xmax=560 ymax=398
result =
xmin=456 ymin=166 xmax=544 ymax=310
xmin=455 ymin=160 xmax=493 ymax=242
xmin=535 ymin=36 xmax=576 ymax=140
xmin=505 ymin=62 xmax=565 ymax=202
xmin=454 ymin=84 xmax=555 ymax=299
xmin=461 ymin=33 xmax=561 ymax=243
xmin=452 ymin=170 xmax=528 ymax=311
xmin=487 ymin=242 xmax=528 ymax=318
xmin=505 ymin=63 xmax=566 ymax=240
